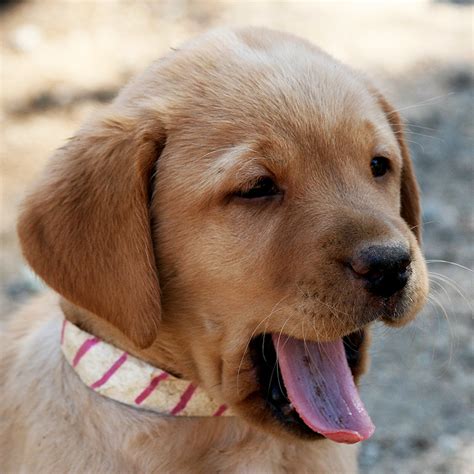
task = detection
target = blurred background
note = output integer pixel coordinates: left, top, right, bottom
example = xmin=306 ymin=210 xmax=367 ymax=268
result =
xmin=0 ymin=1 xmax=472 ymax=472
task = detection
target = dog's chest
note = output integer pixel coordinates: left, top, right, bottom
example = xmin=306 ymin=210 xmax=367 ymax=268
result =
xmin=127 ymin=423 xmax=357 ymax=474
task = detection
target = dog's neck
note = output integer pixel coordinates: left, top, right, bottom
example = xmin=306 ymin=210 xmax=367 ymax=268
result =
xmin=60 ymin=317 xmax=230 ymax=417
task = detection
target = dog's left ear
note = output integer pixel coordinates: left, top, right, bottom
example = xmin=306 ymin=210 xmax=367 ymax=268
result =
xmin=375 ymin=92 xmax=422 ymax=244
xmin=17 ymin=111 xmax=165 ymax=348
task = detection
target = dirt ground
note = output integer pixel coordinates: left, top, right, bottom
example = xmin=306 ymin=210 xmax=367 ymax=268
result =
xmin=1 ymin=1 xmax=472 ymax=472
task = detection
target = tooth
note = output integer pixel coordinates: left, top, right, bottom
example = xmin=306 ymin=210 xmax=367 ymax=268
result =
xmin=271 ymin=386 xmax=283 ymax=401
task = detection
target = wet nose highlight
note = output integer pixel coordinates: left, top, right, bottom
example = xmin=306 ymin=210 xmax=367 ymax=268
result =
xmin=350 ymin=244 xmax=411 ymax=298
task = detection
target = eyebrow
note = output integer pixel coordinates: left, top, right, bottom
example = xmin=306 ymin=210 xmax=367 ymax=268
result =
xmin=370 ymin=121 xmax=402 ymax=162
xmin=211 ymin=144 xmax=284 ymax=176
xmin=211 ymin=144 xmax=257 ymax=172
xmin=198 ymin=143 xmax=284 ymax=197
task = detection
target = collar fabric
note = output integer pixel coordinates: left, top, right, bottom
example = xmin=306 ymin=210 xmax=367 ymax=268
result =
xmin=60 ymin=319 xmax=230 ymax=417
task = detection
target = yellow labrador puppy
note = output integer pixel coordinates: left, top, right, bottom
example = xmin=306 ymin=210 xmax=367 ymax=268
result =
xmin=1 ymin=27 xmax=428 ymax=473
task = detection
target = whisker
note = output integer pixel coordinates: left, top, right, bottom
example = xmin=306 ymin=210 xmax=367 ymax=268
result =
xmin=403 ymin=138 xmax=425 ymax=153
xmin=386 ymin=92 xmax=455 ymax=116
xmin=427 ymin=292 xmax=455 ymax=368
xmin=405 ymin=122 xmax=439 ymax=132
xmin=404 ymin=130 xmax=444 ymax=142
xmin=429 ymin=272 xmax=473 ymax=313
xmin=236 ymin=294 xmax=290 ymax=392
xmin=272 ymin=315 xmax=295 ymax=399
xmin=408 ymin=220 xmax=437 ymax=235
xmin=426 ymin=260 xmax=473 ymax=273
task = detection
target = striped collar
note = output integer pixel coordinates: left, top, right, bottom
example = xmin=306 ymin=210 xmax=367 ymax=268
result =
xmin=60 ymin=319 xmax=230 ymax=417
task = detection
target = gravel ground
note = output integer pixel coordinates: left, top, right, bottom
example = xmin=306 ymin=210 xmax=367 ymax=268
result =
xmin=1 ymin=2 xmax=472 ymax=472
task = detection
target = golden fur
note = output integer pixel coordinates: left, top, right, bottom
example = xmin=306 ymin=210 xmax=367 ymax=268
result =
xmin=1 ymin=27 xmax=428 ymax=473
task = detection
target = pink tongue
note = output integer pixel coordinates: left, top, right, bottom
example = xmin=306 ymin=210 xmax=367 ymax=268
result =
xmin=272 ymin=334 xmax=375 ymax=444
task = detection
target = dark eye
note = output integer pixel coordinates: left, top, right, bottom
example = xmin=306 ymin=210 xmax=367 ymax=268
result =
xmin=235 ymin=176 xmax=281 ymax=199
xmin=370 ymin=156 xmax=390 ymax=177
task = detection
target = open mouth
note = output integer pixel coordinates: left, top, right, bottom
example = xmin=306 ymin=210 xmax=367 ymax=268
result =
xmin=249 ymin=330 xmax=374 ymax=444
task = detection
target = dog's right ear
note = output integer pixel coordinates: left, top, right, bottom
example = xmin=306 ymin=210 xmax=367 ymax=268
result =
xmin=17 ymin=112 xmax=164 ymax=348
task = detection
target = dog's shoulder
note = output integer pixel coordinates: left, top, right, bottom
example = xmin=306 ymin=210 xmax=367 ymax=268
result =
xmin=0 ymin=293 xmax=132 ymax=472
xmin=1 ymin=292 xmax=65 ymax=470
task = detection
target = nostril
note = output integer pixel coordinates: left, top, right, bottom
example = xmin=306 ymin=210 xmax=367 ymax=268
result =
xmin=349 ymin=258 xmax=371 ymax=278
xmin=398 ymin=258 xmax=411 ymax=272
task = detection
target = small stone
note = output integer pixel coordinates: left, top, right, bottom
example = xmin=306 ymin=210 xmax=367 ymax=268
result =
xmin=9 ymin=24 xmax=42 ymax=53
xmin=439 ymin=435 xmax=461 ymax=454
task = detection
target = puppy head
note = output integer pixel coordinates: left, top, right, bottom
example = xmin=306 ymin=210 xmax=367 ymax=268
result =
xmin=18 ymin=28 xmax=428 ymax=441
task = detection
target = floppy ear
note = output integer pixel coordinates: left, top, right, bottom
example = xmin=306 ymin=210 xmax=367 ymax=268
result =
xmin=17 ymin=112 xmax=164 ymax=348
xmin=376 ymin=93 xmax=422 ymax=244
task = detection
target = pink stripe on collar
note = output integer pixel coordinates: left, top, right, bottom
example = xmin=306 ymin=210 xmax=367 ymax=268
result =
xmin=73 ymin=336 xmax=100 ymax=367
xmin=213 ymin=404 xmax=229 ymax=417
xmin=90 ymin=352 xmax=128 ymax=389
xmin=135 ymin=372 xmax=169 ymax=405
xmin=170 ymin=383 xmax=196 ymax=415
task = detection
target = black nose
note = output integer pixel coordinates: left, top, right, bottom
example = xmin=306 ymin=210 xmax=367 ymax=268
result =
xmin=350 ymin=245 xmax=411 ymax=298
